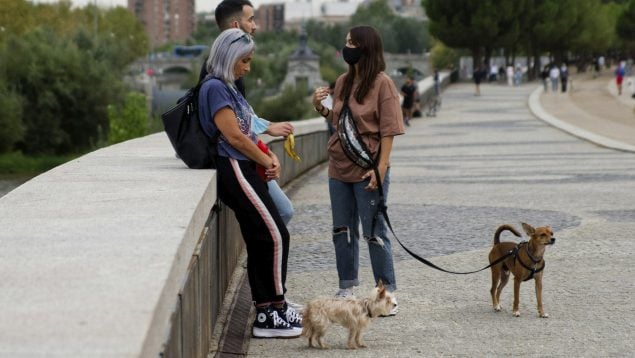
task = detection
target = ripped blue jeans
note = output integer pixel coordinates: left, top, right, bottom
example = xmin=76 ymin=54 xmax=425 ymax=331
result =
xmin=328 ymin=170 xmax=396 ymax=292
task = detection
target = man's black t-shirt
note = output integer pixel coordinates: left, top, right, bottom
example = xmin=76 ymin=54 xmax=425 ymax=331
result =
xmin=401 ymin=83 xmax=416 ymax=109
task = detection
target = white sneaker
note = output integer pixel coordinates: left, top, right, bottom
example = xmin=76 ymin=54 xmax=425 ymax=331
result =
xmin=285 ymin=299 xmax=304 ymax=311
xmin=335 ymin=288 xmax=355 ymax=298
xmin=381 ymin=297 xmax=398 ymax=317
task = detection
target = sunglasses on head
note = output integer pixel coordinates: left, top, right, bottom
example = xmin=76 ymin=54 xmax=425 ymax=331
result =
xmin=230 ymin=33 xmax=252 ymax=45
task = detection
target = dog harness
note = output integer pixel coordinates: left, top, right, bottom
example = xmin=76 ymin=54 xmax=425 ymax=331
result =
xmin=511 ymin=241 xmax=545 ymax=281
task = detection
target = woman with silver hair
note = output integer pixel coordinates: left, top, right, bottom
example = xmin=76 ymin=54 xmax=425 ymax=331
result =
xmin=198 ymin=28 xmax=302 ymax=339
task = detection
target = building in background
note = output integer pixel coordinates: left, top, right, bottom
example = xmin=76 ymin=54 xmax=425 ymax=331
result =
xmin=255 ymin=3 xmax=286 ymax=32
xmin=128 ymin=0 xmax=196 ymax=47
xmin=256 ymin=1 xmax=358 ymax=31
xmin=282 ymin=30 xmax=324 ymax=90
xmin=389 ymin=0 xmax=426 ymax=19
xmin=255 ymin=0 xmax=424 ymax=32
xmin=319 ymin=1 xmax=358 ymax=25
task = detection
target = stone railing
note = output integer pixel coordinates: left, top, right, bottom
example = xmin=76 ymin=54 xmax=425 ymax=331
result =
xmin=416 ymin=70 xmax=452 ymax=108
xmin=0 ymin=118 xmax=328 ymax=357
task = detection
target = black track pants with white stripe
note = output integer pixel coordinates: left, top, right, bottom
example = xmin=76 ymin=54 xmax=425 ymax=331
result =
xmin=216 ymin=156 xmax=290 ymax=304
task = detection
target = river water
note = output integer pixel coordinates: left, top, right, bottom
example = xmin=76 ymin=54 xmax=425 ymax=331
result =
xmin=0 ymin=176 xmax=30 ymax=198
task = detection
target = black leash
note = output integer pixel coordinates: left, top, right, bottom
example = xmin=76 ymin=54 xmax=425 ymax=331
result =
xmin=370 ymin=166 xmax=515 ymax=275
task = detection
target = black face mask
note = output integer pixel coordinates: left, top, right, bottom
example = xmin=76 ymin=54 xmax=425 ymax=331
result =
xmin=342 ymin=46 xmax=363 ymax=65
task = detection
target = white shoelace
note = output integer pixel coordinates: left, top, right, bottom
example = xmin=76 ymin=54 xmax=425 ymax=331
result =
xmin=285 ymin=307 xmax=302 ymax=323
xmin=270 ymin=310 xmax=290 ymax=328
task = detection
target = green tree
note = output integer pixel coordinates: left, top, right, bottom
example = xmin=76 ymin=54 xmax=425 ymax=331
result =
xmin=424 ymin=0 xmax=491 ymax=66
xmin=0 ymin=1 xmax=152 ymax=155
xmin=108 ymin=92 xmax=148 ymax=144
xmin=351 ymin=0 xmax=398 ymax=52
xmin=529 ymin=0 xmax=591 ymax=60
xmin=96 ymin=7 xmax=150 ymax=69
xmin=424 ymin=0 xmax=526 ymax=67
xmin=0 ymin=0 xmax=34 ymax=43
xmin=191 ymin=16 xmax=220 ymax=45
xmin=31 ymin=0 xmax=85 ymax=37
xmin=248 ymin=30 xmax=297 ymax=89
xmin=569 ymin=1 xmax=621 ymax=67
xmin=424 ymin=0 xmax=627 ymax=79
xmin=0 ymin=82 xmax=24 ymax=153
xmin=2 ymin=29 xmax=120 ymax=154
xmin=351 ymin=0 xmax=428 ymax=54
xmin=617 ymin=0 xmax=635 ymax=50
xmin=392 ymin=17 xmax=430 ymax=54
xmin=516 ymin=0 xmax=620 ymax=76
xmin=429 ymin=41 xmax=459 ymax=70
xmin=256 ymin=84 xmax=310 ymax=121
xmin=308 ymin=40 xmax=346 ymax=84
xmin=305 ymin=20 xmax=348 ymax=51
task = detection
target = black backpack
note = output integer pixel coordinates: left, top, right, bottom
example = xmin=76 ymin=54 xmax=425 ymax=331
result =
xmin=161 ymin=79 xmax=219 ymax=169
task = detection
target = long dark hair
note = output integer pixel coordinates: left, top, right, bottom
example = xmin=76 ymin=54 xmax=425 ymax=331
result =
xmin=340 ymin=26 xmax=386 ymax=104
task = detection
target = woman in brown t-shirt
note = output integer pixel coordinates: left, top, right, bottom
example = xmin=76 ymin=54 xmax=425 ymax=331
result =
xmin=312 ymin=25 xmax=404 ymax=314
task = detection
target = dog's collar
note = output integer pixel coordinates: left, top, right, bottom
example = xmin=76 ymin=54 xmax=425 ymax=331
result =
xmin=524 ymin=241 xmax=543 ymax=263
xmin=363 ymin=299 xmax=373 ymax=318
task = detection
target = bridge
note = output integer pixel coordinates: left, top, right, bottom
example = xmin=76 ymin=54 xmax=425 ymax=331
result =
xmin=127 ymin=52 xmax=430 ymax=91
xmin=0 ymin=74 xmax=448 ymax=357
xmin=127 ymin=55 xmax=202 ymax=91
xmin=384 ymin=52 xmax=430 ymax=78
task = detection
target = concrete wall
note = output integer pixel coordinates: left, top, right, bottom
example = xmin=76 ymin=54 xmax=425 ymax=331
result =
xmin=416 ymin=71 xmax=451 ymax=108
xmin=0 ymin=118 xmax=328 ymax=357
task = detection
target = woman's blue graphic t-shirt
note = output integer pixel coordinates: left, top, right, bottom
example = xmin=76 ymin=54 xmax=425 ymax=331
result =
xmin=198 ymin=78 xmax=257 ymax=160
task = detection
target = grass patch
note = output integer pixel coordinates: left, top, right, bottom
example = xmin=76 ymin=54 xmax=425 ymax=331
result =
xmin=0 ymin=152 xmax=80 ymax=176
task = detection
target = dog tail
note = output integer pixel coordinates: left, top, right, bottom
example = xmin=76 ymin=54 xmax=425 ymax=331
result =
xmin=494 ymin=224 xmax=521 ymax=244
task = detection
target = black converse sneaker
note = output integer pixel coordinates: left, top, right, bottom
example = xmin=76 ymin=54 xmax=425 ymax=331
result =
xmin=276 ymin=302 xmax=303 ymax=328
xmin=252 ymin=305 xmax=302 ymax=338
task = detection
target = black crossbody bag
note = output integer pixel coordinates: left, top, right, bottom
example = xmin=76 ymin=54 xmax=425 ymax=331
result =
xmin=337 ymin=101 xmax=375 ymax=169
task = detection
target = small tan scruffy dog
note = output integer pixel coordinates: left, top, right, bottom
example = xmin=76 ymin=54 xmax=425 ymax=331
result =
xmin=301 ymin=281 xmax=396 ymax=349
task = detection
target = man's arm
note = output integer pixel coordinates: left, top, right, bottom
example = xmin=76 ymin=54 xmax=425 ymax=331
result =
xmin=252 ymin=115 xmax=294 ymax=137
xmin=265 ymin=122 xmax=294 ymax=137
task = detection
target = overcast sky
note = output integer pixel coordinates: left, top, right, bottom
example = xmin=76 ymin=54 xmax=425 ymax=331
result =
xmin=31 ymin=0 xmax=336 ymax=14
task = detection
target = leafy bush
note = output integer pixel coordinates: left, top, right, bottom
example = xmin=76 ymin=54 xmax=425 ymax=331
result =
xmin=0 ymin=1 xmax=149 ymax=156
xmin=108 ymin=92 xmax=149 ymax=144
xmin=0 ymin=83 xmax=24 ymax=153
xmin=0 ymin=152 xmax=79 ymax=175
xmin=429 ymin=41 xmax=459 ymax=71
xmin=1 ymin=29 xmax=122 ymax=154
xmin=256 ymin=84 xmax=311 ymax=122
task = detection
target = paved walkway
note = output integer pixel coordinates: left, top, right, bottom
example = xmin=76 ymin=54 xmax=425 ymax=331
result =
xmin=532 ymin=71 xmax=635 ymax=151
xmin=214 ymin=71 xmax=635 ymax=357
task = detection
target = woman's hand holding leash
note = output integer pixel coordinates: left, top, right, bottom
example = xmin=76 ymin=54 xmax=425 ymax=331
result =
xmin=362 ymin=162 xmax=387 ymax=191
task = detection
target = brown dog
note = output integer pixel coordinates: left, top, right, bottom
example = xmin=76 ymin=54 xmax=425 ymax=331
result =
xmin=488 ymin=223 xmax=556 ymax=318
